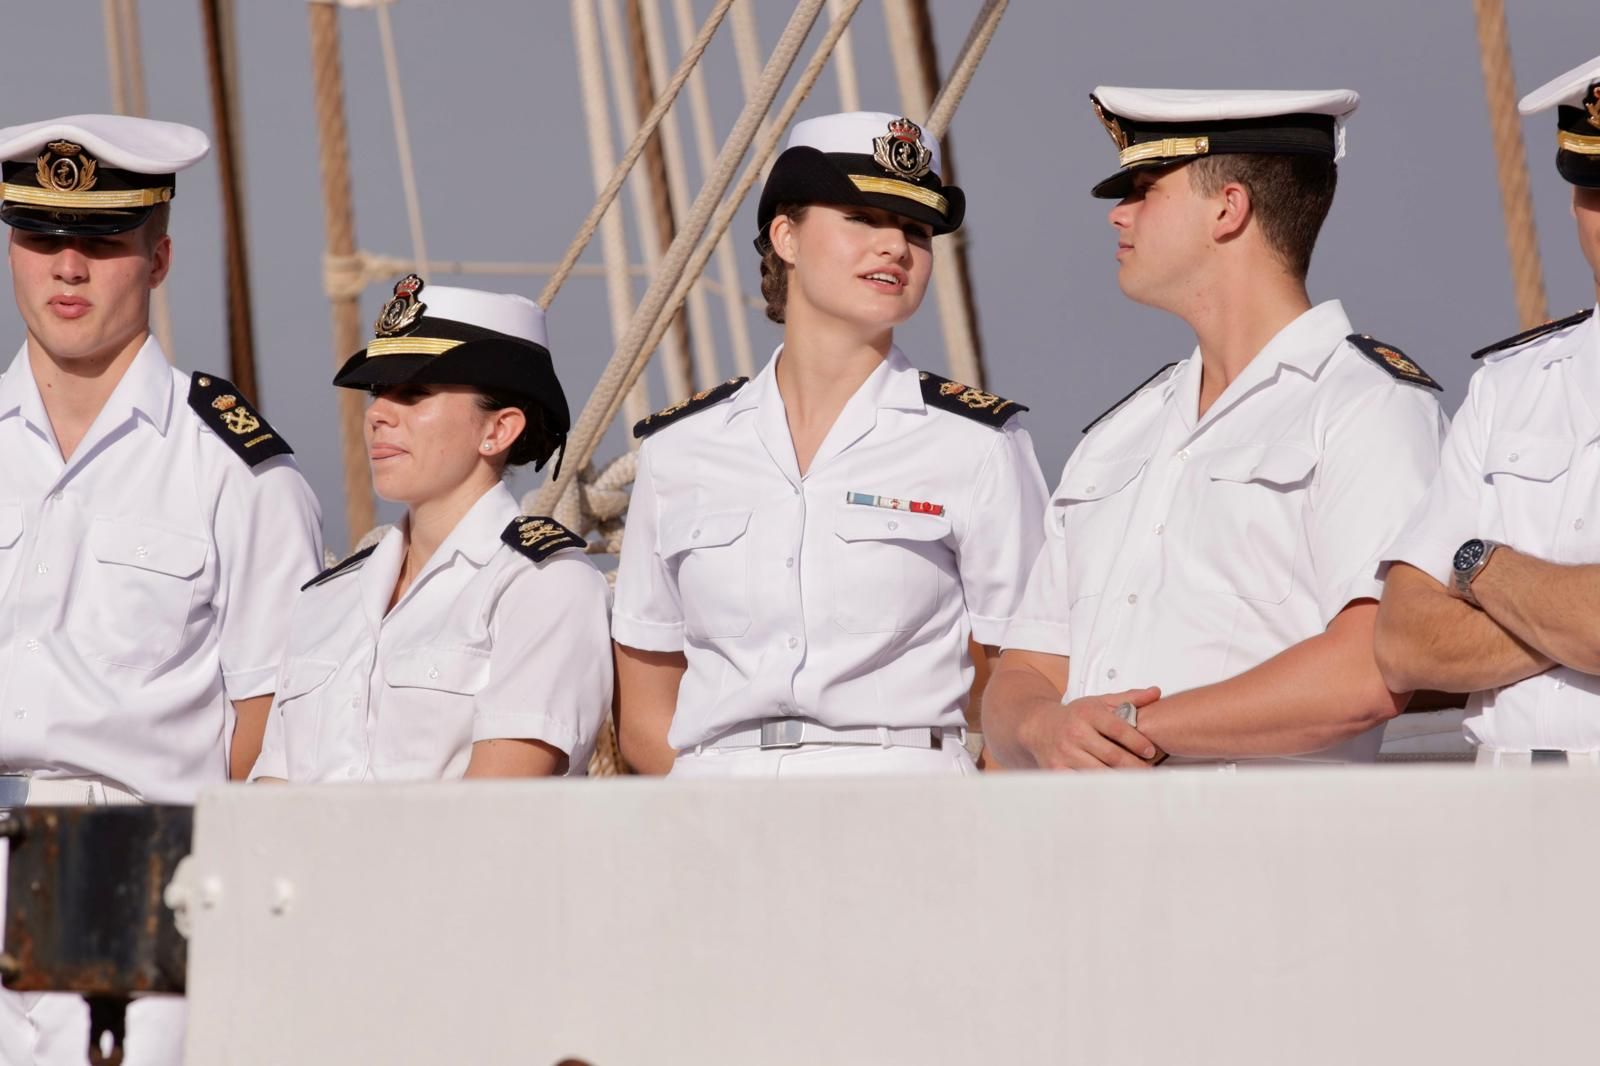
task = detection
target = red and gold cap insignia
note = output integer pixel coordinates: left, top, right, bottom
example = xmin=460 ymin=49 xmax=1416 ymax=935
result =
xmin=373 ymin=273 xmax=427 ymax=337
xmin=872 ymin=117 xmax=933 ymax=181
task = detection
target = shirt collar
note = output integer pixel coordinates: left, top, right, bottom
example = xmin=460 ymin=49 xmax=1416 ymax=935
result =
xmin=726 ymin=343 xmax=925 ymax=421
xmin=0 ymin=336 xmax=175 ymax=436
xmin=360 ymin=482 xmax=521 ymax=624
xmin=1266 ymin=299 xmax=1352 ymax=379
xmin=1538 ymin=303 xmax=1600 ymax=368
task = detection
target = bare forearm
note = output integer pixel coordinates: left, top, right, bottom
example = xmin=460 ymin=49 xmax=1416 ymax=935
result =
xmin=981 ymin=655 xmax=1066 ymax=770
xmin=229 ymin=695 xmax=273 ymax=781
xmin=1140 ymin=607 xmax=1402 ymax=758
xmin=464 ymin=738 xmax=564 ymax=778
xmin=614 ymin=643 xmax=684 ymax=775
xmin=1374 ymin=565 xmax=1551 ymax=693
xmin=1475 ymin=550 xmax=1600 ymax=674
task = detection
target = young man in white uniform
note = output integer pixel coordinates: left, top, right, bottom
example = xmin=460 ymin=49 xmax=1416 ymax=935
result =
xmin=1376 ymin=54 xmax=1600 ymax=767
xmin=984 ymin=89 xmax=1446 ymax=769
xmin=0 ymin=116 xmax=322 ymax=1063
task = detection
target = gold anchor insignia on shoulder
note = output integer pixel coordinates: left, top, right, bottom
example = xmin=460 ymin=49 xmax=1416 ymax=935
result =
xmin=37 ymin=141 xmax=98 ymax=195
xmin=1091 ymin=96 xmax=1129 ymax=151
xmin=872 ymin=117 xmax=934 ymax=181
xmin=1375 ymin=346 xmax=1423 ymax=378
xmin=939 ymin=378 xmax=1006 ymax=412
xmin=1588 ymin=84 xmax=1600 ymax=131
xmin=211 ymin=393 xmax=261 ymax=436
xmin=373 ymin=273 xmax=427 ymax=337
xmin=517 ymin=517 xmax=567 ymax=549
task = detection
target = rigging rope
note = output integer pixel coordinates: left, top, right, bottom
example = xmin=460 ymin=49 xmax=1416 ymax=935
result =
xmin=827 ymin=0 xmax=863 ymax=112
xmin=374 ymin=0 xmax=430 ymax=272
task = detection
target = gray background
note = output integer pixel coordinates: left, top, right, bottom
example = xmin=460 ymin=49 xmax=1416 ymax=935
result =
xmin=1 ymin=2 xmax=1594 ymax=550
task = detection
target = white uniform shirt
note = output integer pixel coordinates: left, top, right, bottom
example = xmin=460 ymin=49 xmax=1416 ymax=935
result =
xmin=612 ymin=345 xmax=1048 ymax=752
xmin=1006 ymin=301 xmax=1447 ymax=763
xmin=0 ymin=338 xmax=322 ymax=802
xmin=250 ymin=482 xmax=611 ymax=782
xmin=1385 ymin=307 xmax=1600 ymax=752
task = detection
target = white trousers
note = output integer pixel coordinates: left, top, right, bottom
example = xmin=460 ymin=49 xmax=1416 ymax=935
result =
xmin=0 ymin=778 xmax=185 ymax=1066
xmin=670 ymin=741 xmax=978 ymax=779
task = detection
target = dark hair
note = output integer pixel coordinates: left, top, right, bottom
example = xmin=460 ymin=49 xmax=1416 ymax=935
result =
xmin=139 ymin=202 xmax=171 ymax=250
xmin=758 ymin=203 xmax=809 ymax=324
xmin=475 ymin=390 xmax=561 ymax=469
xmin=1186 ymin=154 xmax=1337 ymax=279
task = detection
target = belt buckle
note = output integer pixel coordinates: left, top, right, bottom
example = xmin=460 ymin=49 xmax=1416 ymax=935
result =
xmin=759 ymin=719 xmax=805 ymax=749
xmin=0 ymin=772 xmax=31 ymax=811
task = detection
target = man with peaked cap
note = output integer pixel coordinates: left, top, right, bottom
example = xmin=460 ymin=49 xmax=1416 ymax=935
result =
xmin=983 ymin=88 xmax=1446 ymax=770
xmin=249 ymin=277 xmax=610 ymax=784
xmin=1375 ymin=55 xmax=1600 ymax=767
xmin=0 ymin=115 xmax=322 ymax=1064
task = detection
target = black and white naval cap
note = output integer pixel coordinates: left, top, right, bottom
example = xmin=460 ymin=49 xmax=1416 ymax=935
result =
xmin=0 ymin=114 xmax=209 ymax=236
xmin=1087 ymin=88 xmax=1359 ymax=199
xmin=334 ymin=275 xmax=570 ymax=442
xmin=1518 ymin=53 xmax=1600 ymax=188
xmin=756 ymin=110 xmax=965 ymax=245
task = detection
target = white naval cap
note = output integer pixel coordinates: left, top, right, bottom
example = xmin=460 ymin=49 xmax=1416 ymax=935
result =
xmin=0 ymin=113 xmax=209 ymax=235
xmin=420 ymin=284 xmax=548 ymax=348
xmin=1087 ymin=87 xmax=1359 ymax=199
xmin=1517 ymin=53 xmax=1600 ymax=187
xmin=786 ymin=111 xmax=946 ymax=183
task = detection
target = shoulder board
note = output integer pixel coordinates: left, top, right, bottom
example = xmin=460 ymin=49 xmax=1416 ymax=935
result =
xmin=1470 ymin=307 xmax=1594 ymax=361
xmin=188 ymin=373 xmax=294 ymax=467
xmin=502 ymin=515 xmax=587 ymax=562
xmin=633 ymin=377 xmax=748 ymax=439
xmin=301 ymin=544 xmax=376 ymax=591
xmin=1082 ymin=362 xmax=1178 ymax=435
xmin=1347 ymin=334 xmax=1441 ymax=391
xmin=918 ymin=371 xmax=1027 ymax=427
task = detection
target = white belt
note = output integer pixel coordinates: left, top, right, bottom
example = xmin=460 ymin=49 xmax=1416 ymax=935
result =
xmin=1475 ymin=748 xmax=1600 ymax=769
xmin=700 ymin=718 xmax=964 ymax=752
xmin=0 ymin=774 xmax=144 ymax=807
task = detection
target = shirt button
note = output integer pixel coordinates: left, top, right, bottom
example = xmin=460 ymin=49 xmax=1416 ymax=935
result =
xmin=13 ymin=709 xmax=25 ymax=720
xmin=34 ymin=563 xmax=46 ymax=575
xmin=1106 ymin=668 xmax=1118 ymax=680
xmin=134 ymin=545 xmax=149 ymax=559
xmin=1127 ymin=593 xmax=1138 ymax=604
xmin=784 ymin=557 xmax=794 ymax=568
xmin=24 ymin=639 xmax=40 ymax=651
xmin=1508 ymin=452 xmax=1520 ymax=463
xmin=887 ymin=520 xmax=899 ymax=531
xmin=48 ymin=492 xmax=61 ymax=502
xmin=691 ymin=529 xmax=701 ymax=540
xmin=1555 ymin=678 xmax=1567 ymax=690
xmin=787 ymin=636 xmax=799 ymax=649
xmin=1576 ymin=518 xmax=1586 ymax=531
xmin=427 ymin=666 xmax=439 ymax=679
xmin=1085 ymin=485 xmax=1097 ymax=494
xmin=1178 ymin=450 xmax=1190 ymax=462
xmin=1153 ymin=523 xmax=1165 ymax=535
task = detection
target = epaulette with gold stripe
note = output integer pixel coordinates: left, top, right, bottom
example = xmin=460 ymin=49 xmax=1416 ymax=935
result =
xmin=1082 ymin=362 xmax=1178 ymax=434
xmin=633 ymin=377 xmax=747 ymax=439
xmin=502 ymin=515 xmax=586 ymax=562
xmin=918 ymin=371 xmax=1027 ymax=428
xmin=301 ymin=544 xmax=376 ymax=591
xmin=1470 ymin=307 xmax=1594 ymax=361
xmin=1347 ymin=334 xmax=1441 ymax=391
xmin=189 ymin=373 xmax=294 ymax=468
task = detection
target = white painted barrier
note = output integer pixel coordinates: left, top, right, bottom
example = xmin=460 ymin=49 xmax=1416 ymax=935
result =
xmin=181 ymin=769 xmax=1595 ymax=1065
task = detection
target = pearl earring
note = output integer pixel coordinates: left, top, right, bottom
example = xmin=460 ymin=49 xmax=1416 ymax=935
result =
xmin=481 ymin=442 xmax=492 ymax=452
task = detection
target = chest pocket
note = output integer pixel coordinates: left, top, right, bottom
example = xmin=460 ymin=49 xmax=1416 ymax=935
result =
xmin=1484 ymin=433 xmax=1573 ymax=551
xmin=74 ymin=516 xmax=208 ymax=669
xmin=659 ymin=508 xmax=753 ymax=640
xmin=274 ymin=657 xmax=339 ymax=781
xmin=385 ymin=646 xmax=491 ymax=771
xmin=1052 ymin=453 xmax=1149 ymax=605
xmin=1191 ymin=443 xmax=1318 ymax=603
xmin=829 ymin=505 xmax=952 ymax=634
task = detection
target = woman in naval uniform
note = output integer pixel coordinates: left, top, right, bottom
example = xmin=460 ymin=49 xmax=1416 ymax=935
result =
xmin=250 ymin=278 xmax=611 ymax=782
xmin=612 ymin=111 xmax=1047 ymax=778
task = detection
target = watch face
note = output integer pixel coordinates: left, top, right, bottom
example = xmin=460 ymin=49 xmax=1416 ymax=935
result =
xmin=1454 ymin=539 xmax=1488 ymax=573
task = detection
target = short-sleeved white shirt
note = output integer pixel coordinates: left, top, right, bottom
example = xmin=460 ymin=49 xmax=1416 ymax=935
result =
xmin=250 ymin=482 xmax=611 ymax=782
xmin=1006 ymin=301 xmax=1447 ymax=764
xmin=612 ymin=345 xmax=1048 ymax=752
xmin=0 ymin=338 xmax=323 ymax=802
xmin=1385 ymin=307 xmax=1600 ymax=752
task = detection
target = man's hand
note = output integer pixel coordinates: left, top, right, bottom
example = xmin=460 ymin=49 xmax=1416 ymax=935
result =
xmin=1018 ymin=686 xmax=1163 ymax=769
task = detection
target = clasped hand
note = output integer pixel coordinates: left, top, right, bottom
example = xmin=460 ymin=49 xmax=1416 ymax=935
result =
xmin=1022 ymin=686 xmax=1163 ymax=769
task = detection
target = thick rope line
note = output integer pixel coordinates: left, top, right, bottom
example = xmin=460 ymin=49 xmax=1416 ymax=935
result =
xmin=534 ymin=0 xmax=833 ymax=516
xmin=924 ymin=0 xmax=1007 ymax=142
xmin=574 ymin=0 xmax=652 ymax=434
xmin=308 ymin=1 xmax=376 ymax=545
xmin=539 ymin=0 xmax=738 ymax=309
xmin=630 ymin=0 xmax=866 ymax=415
xmin=1473 ymin=0 xmax=1547 ymax=329
xmin=672 ymin=0 xmax=758 ymax=379
xmin=827 ymin=0 xmax=862 ymax=111
xmin=374 ymin=0 xmax=430 ymax=272
xmin=638 ymin=0 xmax=723 ymax=391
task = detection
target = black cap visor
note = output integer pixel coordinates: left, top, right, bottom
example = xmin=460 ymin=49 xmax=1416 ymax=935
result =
xmin=756 ymin=146 xmax=964 ymax=245
xmin=1556 ymin=105 xmax=1600 ymax=188
xmin=1089 ymin=113 xmax=1339 ymax=199
xmin=1 ymin=202 xmax=156 ymax=236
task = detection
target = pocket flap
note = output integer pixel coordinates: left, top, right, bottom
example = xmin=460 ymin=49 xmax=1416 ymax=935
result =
xmin=659 ymin=508 xmax=752 ymax=558
xmin=834 ymin=505 xmax=951 ymax=543
xmin=278 ymin=658 xmax=339 ymax=700
xmin=1056 ymin=454 xmax=1149 ymax=503
xmin=388 ymin=646 xmax=490 ymax=694
xmin=88 ymin=516 xmax=207 ymax=578
xmin=1206 ymin=443 xmax=1318 ymax=488
xmin=1483 ymin=433 xmax=1572 ymax=482
xmin=0 ymin=503 xmax=21 ymax=550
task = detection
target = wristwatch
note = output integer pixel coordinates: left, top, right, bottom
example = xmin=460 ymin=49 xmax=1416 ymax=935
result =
xmin=1451 ymin=538 xmax=1503 ymax=605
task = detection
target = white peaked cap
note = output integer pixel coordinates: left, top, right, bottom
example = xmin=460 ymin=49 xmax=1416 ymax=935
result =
xmin=1091 ymin=87 xmax=1359 ymax=162
xmin=423 ymin=285 xmax=549 ymax=348
xmin=0 ymin=114 xmax=209 ymax=172
xmin=1519 ymin=53 xmax=1600 ymax=114
xmin=786 ymin=110 xmax=945 ymax=178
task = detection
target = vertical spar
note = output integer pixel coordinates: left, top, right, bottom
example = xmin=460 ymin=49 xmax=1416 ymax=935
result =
xmin=1473 ymin=0 xmax=1548 ymax=328
xmin=307 ymin=0 xmax=376 ymax=546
